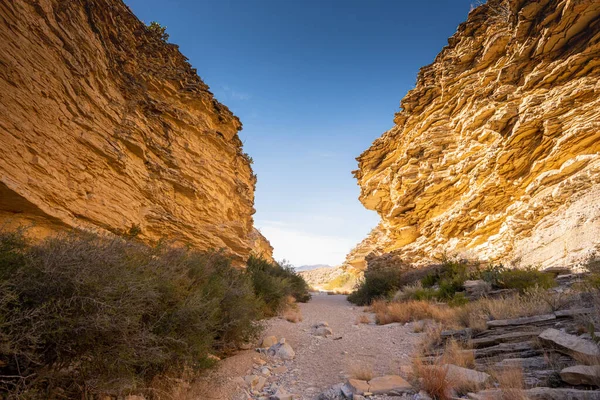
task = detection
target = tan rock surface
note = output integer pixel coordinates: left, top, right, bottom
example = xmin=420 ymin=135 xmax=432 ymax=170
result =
xmin=0 ymin=0 xmax=272 ymax=262
xmin=349 ymin=0 xmax=600 ymax=269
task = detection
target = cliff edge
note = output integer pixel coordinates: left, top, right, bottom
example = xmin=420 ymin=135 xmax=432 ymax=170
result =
xmin=0 ymin=0 xmax=272 ymax=262
xmin=349 ymin=0 xmax=600 ymax=270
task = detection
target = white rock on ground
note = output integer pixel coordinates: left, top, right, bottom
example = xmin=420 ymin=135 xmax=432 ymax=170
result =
xmin=314 ymin=326 xmax=334 ymax=337
xmin=267 ymin=339 xmax=296 ymax=360
xmin=442 ymin=364 xmax=491 ymax=388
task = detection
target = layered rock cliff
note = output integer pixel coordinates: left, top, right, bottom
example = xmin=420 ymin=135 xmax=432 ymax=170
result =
xmin=0 ymin=0 xmax=272 ymax=262
xmin=349 ymin=0 xmax=600 ymax=270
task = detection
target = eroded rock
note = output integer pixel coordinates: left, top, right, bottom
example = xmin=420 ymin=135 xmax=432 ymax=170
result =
xmin=539 ymin=328 xmax=600 ymax=360
xmin=344 ymin=0 xmax=600 ymax=270
xmin=0 ymin=0 xmax=273 ymax=263
xmin=267 ymin=340 xmax=295 ymax=360
xmin=560 ymin=365 xmax=600 ymax=387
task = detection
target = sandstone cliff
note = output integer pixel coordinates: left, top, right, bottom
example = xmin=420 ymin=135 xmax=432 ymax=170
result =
xmin=349 ymin=0 xmax=600 ymax=270
xmin=0 ymin=0 xmax=272 ymax=262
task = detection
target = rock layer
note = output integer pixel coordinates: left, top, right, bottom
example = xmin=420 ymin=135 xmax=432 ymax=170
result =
xmin=0 ymin=0 xmax=272 ymax=262
xmin=350 ymin=0 xmax=600 ymax=269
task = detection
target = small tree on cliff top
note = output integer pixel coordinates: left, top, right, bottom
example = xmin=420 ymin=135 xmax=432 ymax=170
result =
xmin=147 ymin=21 xmax=169 ymax=42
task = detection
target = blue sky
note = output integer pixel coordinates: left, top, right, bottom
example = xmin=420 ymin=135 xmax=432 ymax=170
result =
xmin=125 ymin=0 xmax=476 ymax=267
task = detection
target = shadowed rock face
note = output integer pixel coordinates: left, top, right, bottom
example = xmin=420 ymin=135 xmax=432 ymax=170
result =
xmin=348 ymin=0 xmax=600 ymax=270
xmin=0 ymin=0 xmax=272 ymax=262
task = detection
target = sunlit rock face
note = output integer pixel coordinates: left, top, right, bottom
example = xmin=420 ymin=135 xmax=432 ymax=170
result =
xmin=0 ymin=0 xmax=272 ymax=263
xmin=349 ymin=0 xmax=600 ymax=270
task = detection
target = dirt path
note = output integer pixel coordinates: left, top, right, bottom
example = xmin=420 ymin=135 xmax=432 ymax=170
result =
xmin=192 ymin=293 xmax=421 ymax=399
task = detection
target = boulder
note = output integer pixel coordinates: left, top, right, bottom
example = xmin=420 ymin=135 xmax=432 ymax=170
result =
xmin=442 ymin=364 xmax=491 ymax=388
xmin=261 ymin=336 xmax=278 ymax=348
xmin=560 ymin=365 xmax=600 ymax=386
xmin=267 ymin=341 xmax=295 ymax=360
xmin=538 ymin=328 xmax=600 ymax=360
xmin=368 ymin=375 xmax=413 ymax=395
xmin=345 ymin=379 xmax=369 ymax=395
xmin=314 ymin=326 xmax=334 ymax=337
xmin=314 ymin=321 xmax=329 ymax=328
xmin=463 ymin=280 xmax=491 ymax=298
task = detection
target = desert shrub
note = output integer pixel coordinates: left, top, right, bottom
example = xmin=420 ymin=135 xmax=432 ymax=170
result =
xmin=347 ymin=267 xmax=404 ymax=305
xmin=585 ymin=253 xmax=600 ymax=289
xmin=246 ymin=256 xmax=311 ymax=316
xmin=394 ymin=282 xmax=438 ymax=302
xmin=420 ymin=258 xmax=474 ymax=300
xmin=478 ymin=264 xmax=556 ymax=292
xmin=0 ymin=231 xmax=263 ymax=398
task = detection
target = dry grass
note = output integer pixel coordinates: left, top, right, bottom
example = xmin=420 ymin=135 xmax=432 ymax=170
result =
xmin=455 ymin=291 xmax=554 ymax=331
xmin=283 ymin=307 xmax=303 ymax=323
xmin=413 ymin=320 xmax=426 ymax=333
xmin=356 ymin=314 xmax=371 ymax=325
xmin=420 ymin=322 xmax=444 ymax=352
xmin=348 ymin=362 xmax=374 ymax=381
xmin=283 ymin=297 xmax=303 ymax=323
xmin=372 ymin=300 xmax=459 ymax=327
xmin=490 ymin=367 xmax=527 ymax=400
xmin=413 ymin=358 xmax=454 ymax=400
xmin=440 ymin=339 xmax=475 ymax=369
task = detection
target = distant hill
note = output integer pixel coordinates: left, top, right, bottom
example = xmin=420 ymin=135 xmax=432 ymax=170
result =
xmin=295 ymin=264 xmax=332 ymax=272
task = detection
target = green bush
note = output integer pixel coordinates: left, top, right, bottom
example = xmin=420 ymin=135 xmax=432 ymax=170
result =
xmin=246 ymin=256 xmax=311 ymax=316
xmin=347 ymin=268 xmax=404 ymax=306
xmin=478 ymin=264 xmax=556 ymax=292
xmin=585 ymin=254 xmax=600 ymax=289
xmin=0 ymin=231 xmax=264 ymax=398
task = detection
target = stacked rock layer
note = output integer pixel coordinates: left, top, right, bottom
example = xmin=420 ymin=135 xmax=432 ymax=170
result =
xmin=0 ymin=0 xmax=272 ymax=262
xmin=349 ymin=0 xmax=600 ymax=270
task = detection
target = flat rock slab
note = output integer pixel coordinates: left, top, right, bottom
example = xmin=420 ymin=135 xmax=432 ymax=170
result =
xmin=493 ymin=356 xmax=550 ymax=370
xmin=345 ymin=379 xmax=370 ymax=395
xmin=474 ymin=341 xmax=537 ymax=359
xmin=368 ymin=375 xmax=413 ymax=395
xmin=539 ymin=328 xmax=600 ymax=360
xmin=487 ymin=313 xmax=556 ymax=328
xmin=443 ymin=364 xmax=491 ymax=388
xmin=468 ymin=388 xmax=600 ymax=400
xmin=561 ymin=365 xmax=600 ymax=386
xmin=471 ymin=331 xmax=540 ymax=348
xmin=555 ymin=308 xmax=596 ymax=318
xmin=345 ymin=375 xmax=413 ymax=396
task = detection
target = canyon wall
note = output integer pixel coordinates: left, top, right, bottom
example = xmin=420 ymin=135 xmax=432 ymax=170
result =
xmin=349 ymin=0 xmax=600 ymax=270
xmin=0 ymin=0 xmax=272 ymax=262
